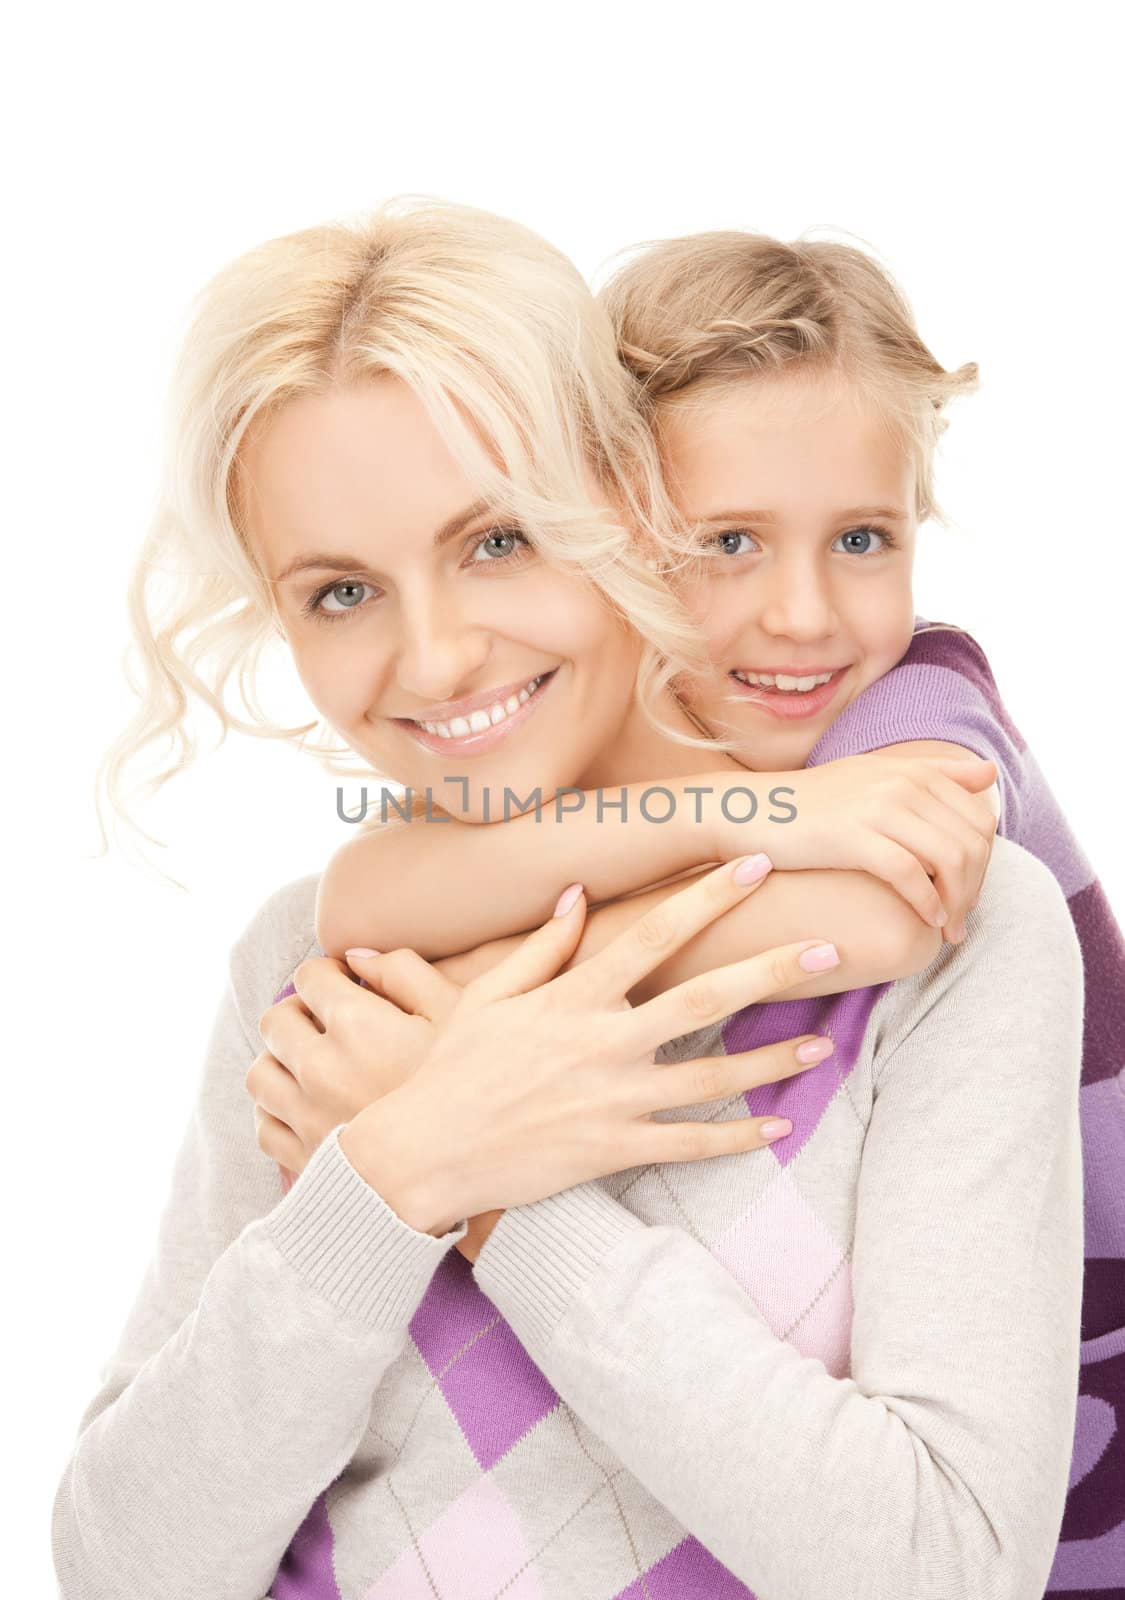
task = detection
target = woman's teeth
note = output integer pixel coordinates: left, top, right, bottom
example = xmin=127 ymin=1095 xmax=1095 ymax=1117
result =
xmin=415 ymin=674 xmax=547 ymax=739
xmin=731 ymin=670 xmax=836 ymax=694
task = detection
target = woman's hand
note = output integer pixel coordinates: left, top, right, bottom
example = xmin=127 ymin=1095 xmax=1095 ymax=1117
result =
xmin=247 ymin=952 xmax=501 ymax=1260
xmin=338 ymin=856 xmax=842 ymax=1237
xmin=706 ymin=753 xmax=998 ymax=940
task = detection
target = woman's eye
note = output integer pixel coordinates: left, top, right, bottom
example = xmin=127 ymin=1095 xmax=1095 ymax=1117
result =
xmin=707 ymin=530 xmax=756 ymax=557
xmin=469 ymin=527 xmax=533 ymax=563
xmin=304 ymin=580 xmax=377 ymax=622
xmin=833 ymin=526 xmax=891 ymax=556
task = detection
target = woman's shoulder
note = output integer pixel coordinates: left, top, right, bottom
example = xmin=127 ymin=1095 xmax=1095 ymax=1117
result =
xmin=870 ymin=837 xmax=1082 ymax=1068
xmin=227 ymin=870 xmax=323 ymax=1038
xmin=972 ymin=834 xmax=1074 ymax=929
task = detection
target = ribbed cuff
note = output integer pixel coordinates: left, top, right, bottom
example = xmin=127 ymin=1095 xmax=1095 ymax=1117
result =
xmin=264 ymin=1125 xmax=468 ymax=1330
xmin=472 ymin=1183 xmax=645 ymax=1357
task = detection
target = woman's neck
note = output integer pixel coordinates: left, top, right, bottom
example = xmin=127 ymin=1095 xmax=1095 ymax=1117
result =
xmin=576 ymin=686 xmax=745 ymax=792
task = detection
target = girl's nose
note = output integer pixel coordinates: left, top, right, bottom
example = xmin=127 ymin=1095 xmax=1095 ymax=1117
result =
xmin=393 ymin=590 xmax=491 ymax=704
xmin=757 ymin=558 xmax=839 ymax=642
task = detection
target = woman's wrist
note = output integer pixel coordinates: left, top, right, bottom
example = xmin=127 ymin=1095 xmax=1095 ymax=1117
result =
xmin=338 ymin=1094 xmax=464 ymax=1238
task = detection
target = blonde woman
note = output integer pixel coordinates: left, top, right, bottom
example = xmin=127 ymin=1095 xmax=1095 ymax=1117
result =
xmin=53 ymin=200 xmax=1080 ymax=1600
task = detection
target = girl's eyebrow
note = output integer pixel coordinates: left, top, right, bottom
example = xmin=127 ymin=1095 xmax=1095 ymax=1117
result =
xmin=269 ymin=497 xmax=493 ymax=584
xmin=691 ymin=504 xmax=908 ymax=525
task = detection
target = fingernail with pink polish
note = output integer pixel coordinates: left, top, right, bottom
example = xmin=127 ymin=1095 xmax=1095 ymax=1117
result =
xmin=799 ymin=942 xmax=839 ymax=972
xmin=554 ymin=883 xmax=584 ymax=917
xmin=733 ymin=853 xmax=772 ymax=885
xmin=761 ymin=1119 xmax=793 ymax=1141
xmin=345 ymin=948 xmax=379 ymax=958
xmin=796 ymin=1036 xmax=834 ymax=1064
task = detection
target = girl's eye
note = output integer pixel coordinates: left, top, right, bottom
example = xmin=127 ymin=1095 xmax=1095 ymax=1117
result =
xmin=468 ymin=526 xmax=533 ymax=563
xmin=302 ymin=579 xmax=378 ymax=623
xmin=833 ymin=525 xmax=895 ymax=556
xmin=707 ymin=530 xmax=757 ymax=557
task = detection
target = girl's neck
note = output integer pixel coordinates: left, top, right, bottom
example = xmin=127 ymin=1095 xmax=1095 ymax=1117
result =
xmin=576 ymin=686 xmax=745 ymax=792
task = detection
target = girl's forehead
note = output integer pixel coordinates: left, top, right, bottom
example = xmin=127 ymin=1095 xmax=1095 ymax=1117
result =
xmin=656 ymin=371 xmax=917 ymax=517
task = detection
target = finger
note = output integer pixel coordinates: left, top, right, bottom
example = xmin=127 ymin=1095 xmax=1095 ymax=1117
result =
xmin=926 ymin=756 xmax=997 ymax=793
xmin=463 ymin=882 xmax=589 ymax=1005
xmin=921 ymin=768 xmax=1001 ymax=840
xmin=344 ymin=947 xmax=461 ymax=1023
xmin=253 ymin=1104 xmax=305 ymax=1171
xmin=629 ymin=934 xmax=839 ymax=1052
xmin=583 ymin=855 xmax=774 ymax=1004
xmin=642 ymin=1034 xmax=835 ymax=1114
xmin=289 ymin=954 xmax=377 ymax=1032
xmin=629 ymin=1108 xmax=796 ymax=1163
xmin=855 ymin=830 xmax=949 ymax=927
xmin=256 ymin=992 xmax=320 ymax=1055
xmin=244 ymin=1050 xmax=303 ymax=1125
xmin=898 ymin=792 xmax=991 ymax=936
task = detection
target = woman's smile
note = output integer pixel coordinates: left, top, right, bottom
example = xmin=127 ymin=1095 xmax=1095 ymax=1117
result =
xmin=392 ymin=667 xmax=558 ymax=755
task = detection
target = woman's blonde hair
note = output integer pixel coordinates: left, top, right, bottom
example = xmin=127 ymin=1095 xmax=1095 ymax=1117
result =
xmin=599 ymin=230 xmax=979 ymax=528
xmin=95 ymin=197 xmax=725 ymax=879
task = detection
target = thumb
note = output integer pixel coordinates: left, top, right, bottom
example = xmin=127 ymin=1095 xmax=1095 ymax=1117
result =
xmin=466 ymin=882 xmax=588 ymax=1004
xmin=932 ymin=756 xmax=997 ymax=791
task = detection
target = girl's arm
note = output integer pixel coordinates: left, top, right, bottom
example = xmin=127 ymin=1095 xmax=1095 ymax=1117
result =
xmin=471 ymin=842 xmax=1085 ymax=1600
xmin=52 ymin=882 xmax=469 ymax=1600
xmin=317 ymin=756 xmax=996 ymax=976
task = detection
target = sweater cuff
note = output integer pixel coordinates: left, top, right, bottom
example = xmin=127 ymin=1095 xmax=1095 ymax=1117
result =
xmin=472 ymin=1182 xmax=646 ymax=1357
xmin=264 ymin=1124 xmax=468 ymax=1330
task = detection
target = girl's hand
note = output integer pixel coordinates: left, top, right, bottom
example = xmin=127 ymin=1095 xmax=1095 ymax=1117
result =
xmin=247 ymin=952 xmax=500 ymax=1260
xmin=339 ymin=857 xmax=842 ymax=1237
xmin=706 ymin=753 xmax=998 ymax=940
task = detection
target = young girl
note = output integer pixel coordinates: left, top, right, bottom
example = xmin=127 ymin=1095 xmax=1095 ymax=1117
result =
xmin=598 ymin=229 xmax=1124 ymax=1599
xmin=306 ymin=227 xmax=1119 ymax=1595
xmin=58 ymin=200 xmax=1077 ymax=1600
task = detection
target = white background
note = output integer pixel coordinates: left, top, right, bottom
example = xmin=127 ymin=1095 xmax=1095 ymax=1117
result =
xmin=10 ymin=3 xmax=1121 ymax=1590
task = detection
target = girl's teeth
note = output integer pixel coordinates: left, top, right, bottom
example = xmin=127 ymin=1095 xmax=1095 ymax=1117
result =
xmin=732 ymin=670 xmax=836 ymax=693
xmin=417 ymin=675 xmax=544 ymax=738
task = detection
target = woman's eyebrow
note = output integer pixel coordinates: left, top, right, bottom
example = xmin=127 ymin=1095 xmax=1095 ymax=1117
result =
xmin=270 ymin=497 xmax=493 ymax=583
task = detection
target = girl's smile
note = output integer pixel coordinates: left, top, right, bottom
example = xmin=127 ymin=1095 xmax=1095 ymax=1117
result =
xmin=727 ymin=663 xmax=851 ymax=721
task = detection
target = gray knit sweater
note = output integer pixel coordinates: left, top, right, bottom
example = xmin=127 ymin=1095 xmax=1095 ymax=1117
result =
xmin=52 ymin=837 xmax=1085 ymax=1600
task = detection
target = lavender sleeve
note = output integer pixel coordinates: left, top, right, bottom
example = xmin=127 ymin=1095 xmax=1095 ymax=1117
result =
xmin=807 ymin=621 xmax=1027 ymax=836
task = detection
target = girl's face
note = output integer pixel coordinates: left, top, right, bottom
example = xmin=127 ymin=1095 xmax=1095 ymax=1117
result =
xmin=659 ymin=369 xmax=919 ymax=771
xmin=238 ymin=377 xmax=647 ymax=822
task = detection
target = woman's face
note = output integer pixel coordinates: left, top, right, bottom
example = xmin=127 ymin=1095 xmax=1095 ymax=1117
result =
xmin=239 ymin=377 xmax=644 ymax=821
xmin=659 ymin=370 xmax=919 ymax=772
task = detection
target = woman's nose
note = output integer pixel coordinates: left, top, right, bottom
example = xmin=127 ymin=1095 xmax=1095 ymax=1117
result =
xmin=757 ymin=558 xmax=839 ymax=642
xmin=393 ymin=591 xmax=491 ymax=704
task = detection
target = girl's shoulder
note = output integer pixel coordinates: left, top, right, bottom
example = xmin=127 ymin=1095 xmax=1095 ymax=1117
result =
xmin=899 ymin=619 xmax=1027 ymax=752
xmin=227 ymin=871 xmax=322 ymax=1039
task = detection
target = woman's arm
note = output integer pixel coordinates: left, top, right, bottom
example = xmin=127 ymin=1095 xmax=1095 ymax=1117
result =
xmin=439 ymin=862 xmax=945 ymax=1003
xmin=471 ymin=840 xmax=1085 ymax=1599
xmin=52 ymin=882 xmax=468 ymax=1600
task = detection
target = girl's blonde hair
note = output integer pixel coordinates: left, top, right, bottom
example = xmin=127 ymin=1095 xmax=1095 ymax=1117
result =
xmin=95 ymin=197 xmax=724 ymax=879
xmin=599 ymin=230 xmax=979 ymax=527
